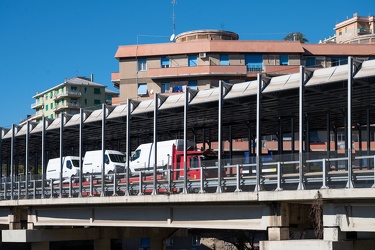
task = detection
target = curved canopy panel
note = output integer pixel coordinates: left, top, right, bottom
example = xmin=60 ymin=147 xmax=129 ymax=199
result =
xmin=107 ymin=104 xmax=128 ymax=120
xmin=159 ymin=94 xmax=184 ymax=110
xmin=355 ymin=59 xmax=375 ymax=79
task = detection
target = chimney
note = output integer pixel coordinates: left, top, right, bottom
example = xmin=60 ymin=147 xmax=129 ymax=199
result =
xmin=90 ymin=73 xmax=94 ymax=82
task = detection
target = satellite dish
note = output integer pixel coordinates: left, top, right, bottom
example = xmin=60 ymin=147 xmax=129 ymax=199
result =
xmin=170 ymin=33 xmax=175 ymax=42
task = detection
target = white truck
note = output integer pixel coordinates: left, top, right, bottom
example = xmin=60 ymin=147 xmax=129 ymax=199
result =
xmin=129 ymin=139 xmax=195 ymax=173
xmin=82 ymin=150 xmax=126 ymax=179
xmin=46 ymin=156 xmax=81 ymax=183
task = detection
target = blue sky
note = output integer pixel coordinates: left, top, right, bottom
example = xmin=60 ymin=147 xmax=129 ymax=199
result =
xmin=0 ymin=0 xmax=373 ymax=128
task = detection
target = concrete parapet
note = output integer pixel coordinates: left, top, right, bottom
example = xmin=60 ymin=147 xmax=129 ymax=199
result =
xmin=259 ymin=240 xmax=353 ymax=250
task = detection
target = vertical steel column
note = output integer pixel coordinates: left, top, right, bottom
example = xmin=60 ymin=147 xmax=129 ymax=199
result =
xmin=291 ymin=117 xmax=295 ymax=159
xmin=125 ymin=99 xmax=131 ymax=196
xmin=182 ymin=88 xmax=189 ymax=194
xmin=278 ymin=117 xmax=283 ymax=160
xmin=255 ymin=74 xmax=262 ymax=192
xmin=41 ymin=117 xmax=46 ymax=198
xmin=358 ymin=124 xmax=363 ymax=170
xmin=101 ymin=104 xmax=106 ymax=196
xmin=367 ymin=109 xmax=371 ymax=168
xmin=229 ymin=125 xmax=233 ymax=166
xmin=59 ymin=114 xmax=64 ymax=198
xmin=298 ymin=66 xmax=305 ymax=190
xmin=10 ymin=124 xmax=15 ymax=200
xmin=248 ymin=126 xmax=252 ymax=163
xmin=216 ymin=81 xmax=223 ymax=193
xmin=25 ymin=121 xmax=30 ymax=198
xmin=202 ymin=128 xmax=206 ymax=150
xmin=78 ymin=108 xmax=83 ymax=197
xmin=346 ymin=56 xmax=354 ymax=188
xmin=326 ymin=113 xmax=331 ymax=159
xmin=152 ymin=94 xmax=159 ymax=195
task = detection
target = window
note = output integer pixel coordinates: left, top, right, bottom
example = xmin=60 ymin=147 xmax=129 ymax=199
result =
xmin=161 ymin=57 xmax=170 ymax=68
xmin=46 ymin=105 xmax=48 ymax=111
xmin=138 ymin=58 xmax=147 ymax=71
xmin=137 ymin=83 xmax=147 ymax=95
xmin=94 ymin=88 xmax=101 ymax=94
xmin=84 ymin=99 xmax=87 ymax=105
xmin=94 ymin=99 xmax=101 ymax=106
xmin=50 ymin=114 xmax=53 ymax=119
xmin=50 ymin=103 xmax=54 ymax=109
xmin=245 ymin=54 xmax=263 ymax=72
xmin=161 ymin=82 xmax=170 ymax=93
xmin=188 ymin=55 xmax=197 ymax=66
xmin=280 ymin=55 xmax=289 ymax=65
xmin=220 ymin=54 xmax=229 ymax=65
xmin=188 ymin=80 xmax=198 ymax=90
xmin=50 ymin=92 xmax=53 ymax=98
xmin=84 ymin=87 xmax=87 ymax=94
xmin=71 ymin=86 xmax=77 ymax=91
xmin=306 ymin=57 xmax=316 ymax=67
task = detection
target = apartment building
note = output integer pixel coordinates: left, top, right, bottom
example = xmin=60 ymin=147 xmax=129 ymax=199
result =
xmin=334 ymin=13 xmax=375 ymax=44
xmin=112 ymin=29 xmax=375 ymax=104
xmin=31 ymin=76 xmax=118 ymax=122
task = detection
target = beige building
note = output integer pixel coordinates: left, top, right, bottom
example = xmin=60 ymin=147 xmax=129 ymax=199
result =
xmin=31 ymin=76 xmax=118 ymax=122
xmin=112 ymin=29 xmax=375 ymax=104
xmin=321 ymin=13 xmax=375 ymax=44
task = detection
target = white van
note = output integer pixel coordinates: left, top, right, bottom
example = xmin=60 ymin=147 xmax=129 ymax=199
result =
xmin=46 ymin=156 xmax=81 ymax=182
xmin=129 ymin=139 xmax=195 ymax=173
xmin=82 ymin=150 xmax=126 ymax=178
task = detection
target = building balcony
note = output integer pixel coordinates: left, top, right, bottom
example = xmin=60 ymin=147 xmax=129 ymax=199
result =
xmin=148 ymin=65 xmax=248 ymax=79
xmin=54 ymin=102 xmax=81 ymax=111
xmin=111 ymin=72 xmax=120 ymax=88
xmin=357 ymin=28 xmax=372 ymax=35
xmin=31 ymin=102 xmax=44 ymax=109
xmin=33 ymin=111 xmax=44 ymax=120
xmin=53 ymin=91 xmax=81 ymax=100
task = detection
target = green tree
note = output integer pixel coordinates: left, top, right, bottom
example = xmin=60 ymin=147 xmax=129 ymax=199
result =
xmin=284 ymin=32 xmax=308 ymax=43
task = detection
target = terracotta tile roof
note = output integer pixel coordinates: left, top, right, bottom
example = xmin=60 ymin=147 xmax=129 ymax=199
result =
xmin=303 ymin=44 xmax=375 ymax=56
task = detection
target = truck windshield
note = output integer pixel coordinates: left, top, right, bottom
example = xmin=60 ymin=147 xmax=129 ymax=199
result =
xmin=109 ymin=154 xmax=126 ymax=163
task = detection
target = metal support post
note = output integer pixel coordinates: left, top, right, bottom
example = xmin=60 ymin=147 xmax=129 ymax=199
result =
xmin=298 ymin=66 xmax=305 ymax=190
xmin=59 ymin=115 xmax=64 ymax=198
xmin=152 ymin=94 xmax=159 ymax=195
xmin=41 ymin=117 xmax=46 ymax=199
xmin=10 ymin=124 xmax=15 ymax=200
xmin=217 ymin=81 xmax=223 ymax=193
xmin=321 ymin=159 xmax=329 ymax=189
xmin=235 ymin=164 xmax=242 ymax=192
xmin=25 ymin=121 xmax=30 ymax=199
xmin=183 ymin=89 xmax=189 ymax=194
xmin=255 ymin=75 xmax=262 ymax=192
xmin=346 ymin=56 xmax=354 ymax=188
xmin=101 ymin=104 xmax=106 ymax=196
xmin=125 ymin=99 xmax=132 ymax=196
xmin=78 ymin=109 xmax=84 ymax=198
xmin=275 ymin=162 xmax=283 ymax=191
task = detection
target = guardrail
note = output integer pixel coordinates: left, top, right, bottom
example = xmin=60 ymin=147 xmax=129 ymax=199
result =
xmin=0 ymin=153 xmax=374 ymax=200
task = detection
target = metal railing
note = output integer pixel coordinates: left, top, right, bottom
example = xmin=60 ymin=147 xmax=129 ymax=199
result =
xmin=1 ymin=151 xmax=374 ymax=200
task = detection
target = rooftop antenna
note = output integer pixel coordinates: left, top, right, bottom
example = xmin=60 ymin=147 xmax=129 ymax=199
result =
xmin=170 ymin=0 xmax=177 ymax=42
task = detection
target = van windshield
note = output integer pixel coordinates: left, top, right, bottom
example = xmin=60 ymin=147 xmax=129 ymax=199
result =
xmin=109 ymin=154 xmax=126 ymax=163
xmin=71 ymin=160 xmax=80 ymax=168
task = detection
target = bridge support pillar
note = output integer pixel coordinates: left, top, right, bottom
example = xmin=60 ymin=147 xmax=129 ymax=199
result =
xmin=267 ymin=202 xmax=290 ymax=241
xmin=31 ymin=241 xmax=49 ymax=250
